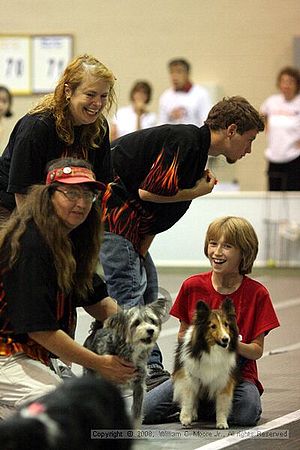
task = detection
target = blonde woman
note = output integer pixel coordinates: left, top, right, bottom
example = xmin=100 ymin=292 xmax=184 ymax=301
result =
xmin=0 ymin=54 xmax=116 ymax=220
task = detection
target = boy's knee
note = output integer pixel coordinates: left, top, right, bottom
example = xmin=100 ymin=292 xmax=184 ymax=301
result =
xmin=231 ymin=401 xmax=261 ymax=426
xmin=230 ymin=382 xmax=262 ymax=426
xmin=232 ymin=403 xmax=261 ymax=426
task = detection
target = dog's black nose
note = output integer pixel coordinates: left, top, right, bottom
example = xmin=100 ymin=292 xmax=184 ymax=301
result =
xmin=222 ymin=337 xmax=229 ymax=345
xmin=147 ymin=329 xmax=154 ymax=336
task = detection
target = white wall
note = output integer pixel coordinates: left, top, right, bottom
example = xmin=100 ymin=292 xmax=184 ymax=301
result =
xmin=150 ymin=192 xmax=300 ymax=268
xmin=2 ymin=0 xmax=300 ymax=190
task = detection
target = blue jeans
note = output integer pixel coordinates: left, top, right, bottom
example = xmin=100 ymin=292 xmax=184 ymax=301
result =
xmin=143 ymin=378 xmax=262 ymax=426
xmin=100 ymin=231 xmax=163 ymax=368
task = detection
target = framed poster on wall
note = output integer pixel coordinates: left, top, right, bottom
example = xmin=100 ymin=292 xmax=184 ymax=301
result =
xmin=0 ymin=35 xmax=31 ymax=94
xmin=0 ymin=34 xmax=73 ymax=95
xmin=32 ymin=35 xmax=73 ymax=93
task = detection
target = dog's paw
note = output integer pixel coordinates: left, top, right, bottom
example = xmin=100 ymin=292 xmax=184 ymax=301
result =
xmin=216 ymin=421 xmax=229 ymax=429
xmin=192 ymin=408 xmax=198 ymax=421
xmin=180 ymin=412 xmax=193 ymax=427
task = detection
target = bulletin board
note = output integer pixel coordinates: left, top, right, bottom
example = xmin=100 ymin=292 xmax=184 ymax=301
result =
xmin=0 ymin=34 xmax=73 ymax=95
xmin=0 ymin=35 xmax=31 ymax=94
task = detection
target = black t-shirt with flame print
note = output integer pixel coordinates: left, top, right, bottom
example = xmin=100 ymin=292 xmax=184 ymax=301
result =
xmin=102 ymin=124 xmax=210 ymax=252
xmin=0 ymin=221 xmax=108 ymax=365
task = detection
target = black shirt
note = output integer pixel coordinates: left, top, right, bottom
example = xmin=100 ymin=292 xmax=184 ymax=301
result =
xmin=103 ymin=124 xmax=210 ymax=251
xmin=0 ymin=221 xmax=108 ymax=364
xmin=0 ymin=112 xmax=112 ymax=210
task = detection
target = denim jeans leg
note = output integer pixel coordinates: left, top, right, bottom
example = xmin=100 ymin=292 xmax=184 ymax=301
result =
xmin=100 ymin=232 xmax=163 ymax=367
xmin=141 ymin=251 xmax=164 ymax=368
xmin=143 ymin=378 xmax=178 ymax=424
xmin=229 ymin=380 xmax=262 ymax=426
xmin=197 ymin=381 xmax=262 ymax=426
xmin=143 ymin=252 xmax=158 ymax=305
xmin=100 ymin=232 xmax=147 ymax=307
xmin=143 ymin=379 xmax=262 ymax=426
xmin=142 ymin=252 xmax=163 ymax=368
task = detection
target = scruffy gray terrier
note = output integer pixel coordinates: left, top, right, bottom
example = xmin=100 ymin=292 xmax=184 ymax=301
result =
xmin=83 ymin=297 xmax=167 ymax=428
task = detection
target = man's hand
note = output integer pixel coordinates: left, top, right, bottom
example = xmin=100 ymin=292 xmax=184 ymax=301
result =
xmin=138 ymin=169 xmax=218 ymax=203
xmin=190 ymin=169 xmax=217 ymax=199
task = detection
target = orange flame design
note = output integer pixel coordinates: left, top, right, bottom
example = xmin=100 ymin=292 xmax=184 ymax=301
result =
xmin=140 ymin=148 xmax=179 ymax=195
xmin=101 ymin=148 xmax=179 ymax=250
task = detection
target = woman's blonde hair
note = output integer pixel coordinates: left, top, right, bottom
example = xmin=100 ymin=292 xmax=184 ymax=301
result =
xmin=30 ymin=54 xmax=116 ymax=149
xmin=0 ymin=159 xmax=102 ymax=298
xmin=204 ymin=216 xmax=258 ymax=275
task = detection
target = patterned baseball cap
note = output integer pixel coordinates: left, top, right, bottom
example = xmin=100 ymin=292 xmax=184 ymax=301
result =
xmin=46 ymin=166 xmax=106 ymax=191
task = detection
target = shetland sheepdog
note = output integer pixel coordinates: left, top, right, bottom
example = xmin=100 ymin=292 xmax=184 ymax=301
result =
xmin=173 ymin=297 xmax=239 ymax=429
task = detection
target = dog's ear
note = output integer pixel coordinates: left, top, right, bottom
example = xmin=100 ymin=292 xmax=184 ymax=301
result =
xmin=104 ymin=310 xmax=125 ymax=330
xmin=222 ymin=297 xmax=239 ymax=339
xmin=222 ymin=297 xmax=236 ymax=319
xmin=195 ymin=300 xmax=210 ymax=323
xmin=149 ymin=288 xmax=172 ymax=322
xmin=149 ymin=297 xmax=167 ymax=320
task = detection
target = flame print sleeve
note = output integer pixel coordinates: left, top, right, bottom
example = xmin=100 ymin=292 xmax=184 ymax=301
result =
xmin=139 ymin=148 xmax=179 ymax=196
xmin=101 ymin=183 xmax=155 ymax=251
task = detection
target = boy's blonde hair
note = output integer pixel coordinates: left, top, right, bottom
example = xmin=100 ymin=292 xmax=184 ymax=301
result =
xmin=204 ymin=216 xmax=258 ymax=275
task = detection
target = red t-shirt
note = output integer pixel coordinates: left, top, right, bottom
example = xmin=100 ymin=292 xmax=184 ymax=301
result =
xmin=170 ymin=272 xmax=280 ymax=394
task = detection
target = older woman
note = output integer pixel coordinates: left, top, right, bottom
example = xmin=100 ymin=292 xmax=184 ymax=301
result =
xmin=0 ymin=54 xmax=116 ymax=220
xmin=0 ymin=158 xmax=135 ymax=419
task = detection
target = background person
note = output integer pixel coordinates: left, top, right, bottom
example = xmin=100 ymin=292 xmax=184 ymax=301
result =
xmin=260 ymin=66 xmax=300 ymax=191
xmin=0 ymin=85 xmax=14 ymax=155
xmin=0 ymin=54 xmax=116 ymax=221
xmin=159 ymin=58 xmax=212 ymax=126
xmin=0 ymin=158 xmax=135 ymax=419
xmin=100 ymin=96 xmax=265 ymax=389
xmin=110 ymin=80 xmax=157 ymax=140
xmin=143 ymin=216 xmax=280 ymax=425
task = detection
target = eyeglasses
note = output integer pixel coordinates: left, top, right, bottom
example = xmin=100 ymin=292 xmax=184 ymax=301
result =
xmin=55 ymin=188 xmax=99 ymax=203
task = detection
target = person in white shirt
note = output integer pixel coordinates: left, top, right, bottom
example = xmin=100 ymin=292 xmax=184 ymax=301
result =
xmin=110 ymin=80 xmax=157 ymax=141
xmin=260 ymin=66 xmax=300 ymax=191
xmin=159 ymin=58 xmax=212 ymax=127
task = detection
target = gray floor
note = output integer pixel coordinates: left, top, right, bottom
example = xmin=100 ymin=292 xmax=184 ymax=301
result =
xmin=76 ymin=267 xmax=300 ymax=450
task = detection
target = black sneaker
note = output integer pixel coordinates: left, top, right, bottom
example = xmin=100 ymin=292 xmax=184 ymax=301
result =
xmin=146 ymin=368 xmax=171 ymax=391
